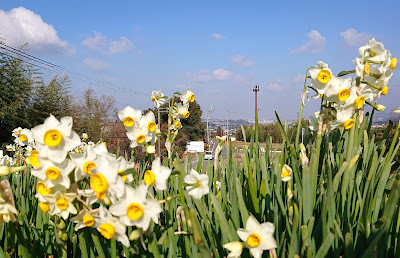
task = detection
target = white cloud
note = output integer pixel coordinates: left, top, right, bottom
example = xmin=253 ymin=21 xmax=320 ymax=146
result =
xmin=186 ymin=70 xmax=212 ymax=83
xmin=267 ymin=80 xmax=284 ymax=92
xmin=83 ymin=58 xmax=110 ymax=72
xmin=213 ymin=69 xmax=234 ymax=80
xmin=81 ymin=31 xmax=134 ymax=55
xmin=0 ymin=7 xmax=73 ymax=55
xmin=294 ymin=74 xmax=305 ymax=84
xmin=340 ymin=28 xmax=372 ymax=47
xmin=211 ymin=32 xmax=225 ymax=40
xmin=231 ymin=55 xmax=254 ymax=67
xmin=291 ymin=30 xmax=326 ymax=54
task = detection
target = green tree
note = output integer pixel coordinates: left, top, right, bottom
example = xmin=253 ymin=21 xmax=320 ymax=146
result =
xmin=29 ymin=73 xmax=73 ymax=126
xmin=0 ymin=48 xmax=35 ymax=145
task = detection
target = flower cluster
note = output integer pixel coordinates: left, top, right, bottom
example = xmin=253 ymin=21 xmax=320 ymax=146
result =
xmin=308 ymin=38 xmax=396 ymax=131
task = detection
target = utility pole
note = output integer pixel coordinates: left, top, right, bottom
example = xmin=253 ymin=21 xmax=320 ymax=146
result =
xmin=253 ymin=85 xmax=260 ymax=125
xmin=206 ymin=107 xmax=214 ymax=151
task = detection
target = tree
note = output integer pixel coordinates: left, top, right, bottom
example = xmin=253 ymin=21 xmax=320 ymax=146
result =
xmin=29 ymin=73 xmax=73 ymax=126
xmin=216 ymin=126 xmax=222 ymax=137
xmin=0 ymin=48 xmax=35 ymax=145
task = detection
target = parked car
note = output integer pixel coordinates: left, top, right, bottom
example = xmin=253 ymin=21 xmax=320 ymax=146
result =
xmin=204 ymin=151 xmax=213 ymax=160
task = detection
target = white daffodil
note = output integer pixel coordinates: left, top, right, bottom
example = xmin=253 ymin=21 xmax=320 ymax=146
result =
xmin=6 ymin=144 xmax=15 ymax=152
xmin=97 ymin=205 xmax=130 ymax=247
xmin=0 ymin=197 xmax=18 ymax=224
xmin=109 ymin=183 xmax=162 ymax=231
xmin=70 ymin=145 xmax=97 ymax=181
xmin=90 ymin=155 xmax=126 ymax=201
xmin=237 ymin=215 xmax=277 ymax=258
xmin=223 ymin=242 xmax=244 ymax=258
xmin=116 ymin=156 xmax=135 ymax=183
xmin=323 ymin=77 xmax=352 ymax=104
xmin=138 ymin=111 xmax=157 ymax=133
xmin=181 ymin=88 xmax=195 ymax=104
xmin=34 ymin=180 xmax=64 ymax=203
xmin=144 ymin=157 xmax=171 ymax=191
xmin=394 ymin=108 xmax=400 ymax=114
xmin=309 ymin=61 xmax=334 ymax=95
xmin=14 ymin=128 xmax=33 ymax=146
xmin=70 ymin=208 xmax=99 ymax=230
xmin=173 ymin=103 xmax=190 ymax=119
xmin=77 ymin=189 xmax=98 ymax=206
xmin=126 ymin=126 xmax=153 ymax=148
xmin=31 ymin=115 xmax=81 ymax=164
xmin=81 ymin=133 xmax=89 ymax=140
xmin=184 ymin=169 xmax=209 ymax=199
xmin=358 ymin=38 xmax=387 ymax=63
xmin=151 ymin=90 xmax=166 ymax=108
xmin=330 ymin=107 xmax=355 ymax=130
xmin=281 ymin=164 xmax=292 ymax=182
xmin=170 ymin=119 xmax=182 ymax=130
xmin=31 ymin=156 xmax=75 ymax=189
xmin=118 ymin=106 xmax=142 ymax=129
xmin=44 ymin=191 xmax=77 ymax=219
xmin=215 ymin=180 xmax=221 ymax=191
xmin=12 ymin=127 xmax=22 ymax=137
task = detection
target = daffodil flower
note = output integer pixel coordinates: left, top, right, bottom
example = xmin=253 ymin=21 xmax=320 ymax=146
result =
xmin=5 ymin=144 xmax=15 ymax=152
xmin=309 ymin=61 xmax=334 ymax=95
xmin=237 ymin=215 xmax=277 ymax=258
xmin=12 ymin=127 xmax=22 ymax=137
xmin=97 ymin=205 xmax=130 ymax=247
xmin=358 ymin=38 xmax=387 ymax=63
xmin=170 ymin=119 xmax=182 ymax=130
xmin=109 ymin=183 xmax=162 ymax=231
xmin=144 ymin=157 xmax=171 ymax=191
xmin=281 ymin=164 xmax=292 ymax=182
xmin=118 ymin=106 xmax=142 ymax=128
xmin=44 ymin=191 xmax=77 ymax=220
xmin=116 ymin=156 xmax=135 ymax=183
xmin=126 ymin=126 xmax=153 ymax=148
xmin=31 ymin=115 xmax=81 ymax=164
xmin=70 ymin=208 xmax=99 ymax=230
xmin=184 ymin=169 xmax=209 ymax=199
xmin=31 ymin=156 xmax=75 ymax=189
xmin=151 ymin=90 xmax=166 ymax=108
xmin=223 ymin=242 xmax=244 ymax=258
xmin=70 ymin=145 xmax=98 ymax=181
xmin=323 ymin=77 xmax=352 ymax=103
xmin=14 ymin=128 xmax=33 ymax=146
xmin=0 ymin=197 xmax=18 ymax=224
xmin=181 ymin=88 xmax=195 ymax=104
xmin=138 ymin=111 xmax=157 ymax=133
xmin=173 ymin=103 xmax=190 ymax=119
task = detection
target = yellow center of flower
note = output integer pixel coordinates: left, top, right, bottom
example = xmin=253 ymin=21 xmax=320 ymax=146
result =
xmin=56 ymin=198 xmax=69 ymax=210
xmin=189 ymin=94 xmax=195 ymax=102
xmin=151 ymin=96 xmax=156 ymax=101
xmin=148 ymin=121 xmax=157 ymax=132
xmin=354 ymin=96 xmax=365 ymax=109
xmin=338 ymin=89 xmax=351 ymax=102
xmin=317 ymin=70 xmax=331 ymax=83
xmin=83 ymin=215 xmax=95 ymax=227
xmin=390 ymin=58 xmax=397 ymax=71
xmin=124 ymin=116 xmax=135 ymax=127
xmin=344 ymin=119 xmax=355 ymax=130
xmin=91 ymin=174 xmax=109 ymax=193
xmin=174 ymin=121 xmax=181 ymax=128
xmin=39 ymin=202 xmax=50 ymax=213
xmin=83 ymin=161 xmax=96 ymax=175
xmin=118 ymin=169 xmax=127 ymax=182
xmin=44 ymin=129 xmax=63 ymax=147
xmin=381 ymin=86 xmax=388 ymax=95
xmin=364 ymin=61 xmax=370 ymax=75
xmin=183 ymin=111 xmax=190 ymax=119
xmin=19 ymin=134 xmax=27 ymax=142
xmin=46 ymin=167 xmax=60 ymax=180
xmin=7 ymin=148 xmax=13 ymax=151
xmin=369 ymin=50 xmax=376 ymax=57
xmin=99 ymin=223 xmax=115 ymax=239
xmin=247 ymin=233 xmax=261 ymax=247
xmin=281 ymin=170 xmax=290 ymax=177
xmin=37 ymin=181 xmax=52 ymax=195
xmin=137 ymin=134 xmax=146 ymax=144
xmin=127 ymin=203 xmax=144 ymax=220
xmin=144 ymin=170 xmax=156 ymax=186
xmin=29 ymin=150 xmax=40 ymax=167
xmin=96 ymin=191 xmax=106 ymax=200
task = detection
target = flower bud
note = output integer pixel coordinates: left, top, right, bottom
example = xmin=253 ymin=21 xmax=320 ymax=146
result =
xmin=129 ymin=230 xmax=141 ymax=241
xmin=146 ymin=145 xmax=155 ymax=154
xmin=376 ymin=105 xmax=386 ymax=111
xmin=61 ymin=233 xmax=69 ymax=241
xmin=57 ymin=220 xmax=66 ymax=230
xmin=0 ymin=166 xmax=10 ymax=176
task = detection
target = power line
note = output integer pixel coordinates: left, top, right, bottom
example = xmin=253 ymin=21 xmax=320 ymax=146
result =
xmin=0 ymin=42 xmax=147 ymax=96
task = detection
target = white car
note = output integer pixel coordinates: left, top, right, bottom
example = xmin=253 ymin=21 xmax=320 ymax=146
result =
xmin=204 ymin=151 xmax=213 ymax=160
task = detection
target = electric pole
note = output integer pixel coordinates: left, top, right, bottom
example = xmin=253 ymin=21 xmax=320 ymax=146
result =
xmin=157 ymin=107 xmax=168 ymax=156
xmin=253 ymin=85 xmax=260 ymax=124
xmin=206 ymin=107 xmax=214 ymax=151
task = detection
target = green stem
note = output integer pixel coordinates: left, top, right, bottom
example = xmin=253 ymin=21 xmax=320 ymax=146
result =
xmin=295 ymin=67 xmax=312 ymax=150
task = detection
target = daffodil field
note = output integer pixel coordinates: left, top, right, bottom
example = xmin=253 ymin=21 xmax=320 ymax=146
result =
xmin=0 ymin=39 xmax=399 ymax=257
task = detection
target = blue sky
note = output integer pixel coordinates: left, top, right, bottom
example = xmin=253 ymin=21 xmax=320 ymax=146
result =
xmin=1 ymin=0 xmax=399 ymax=121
